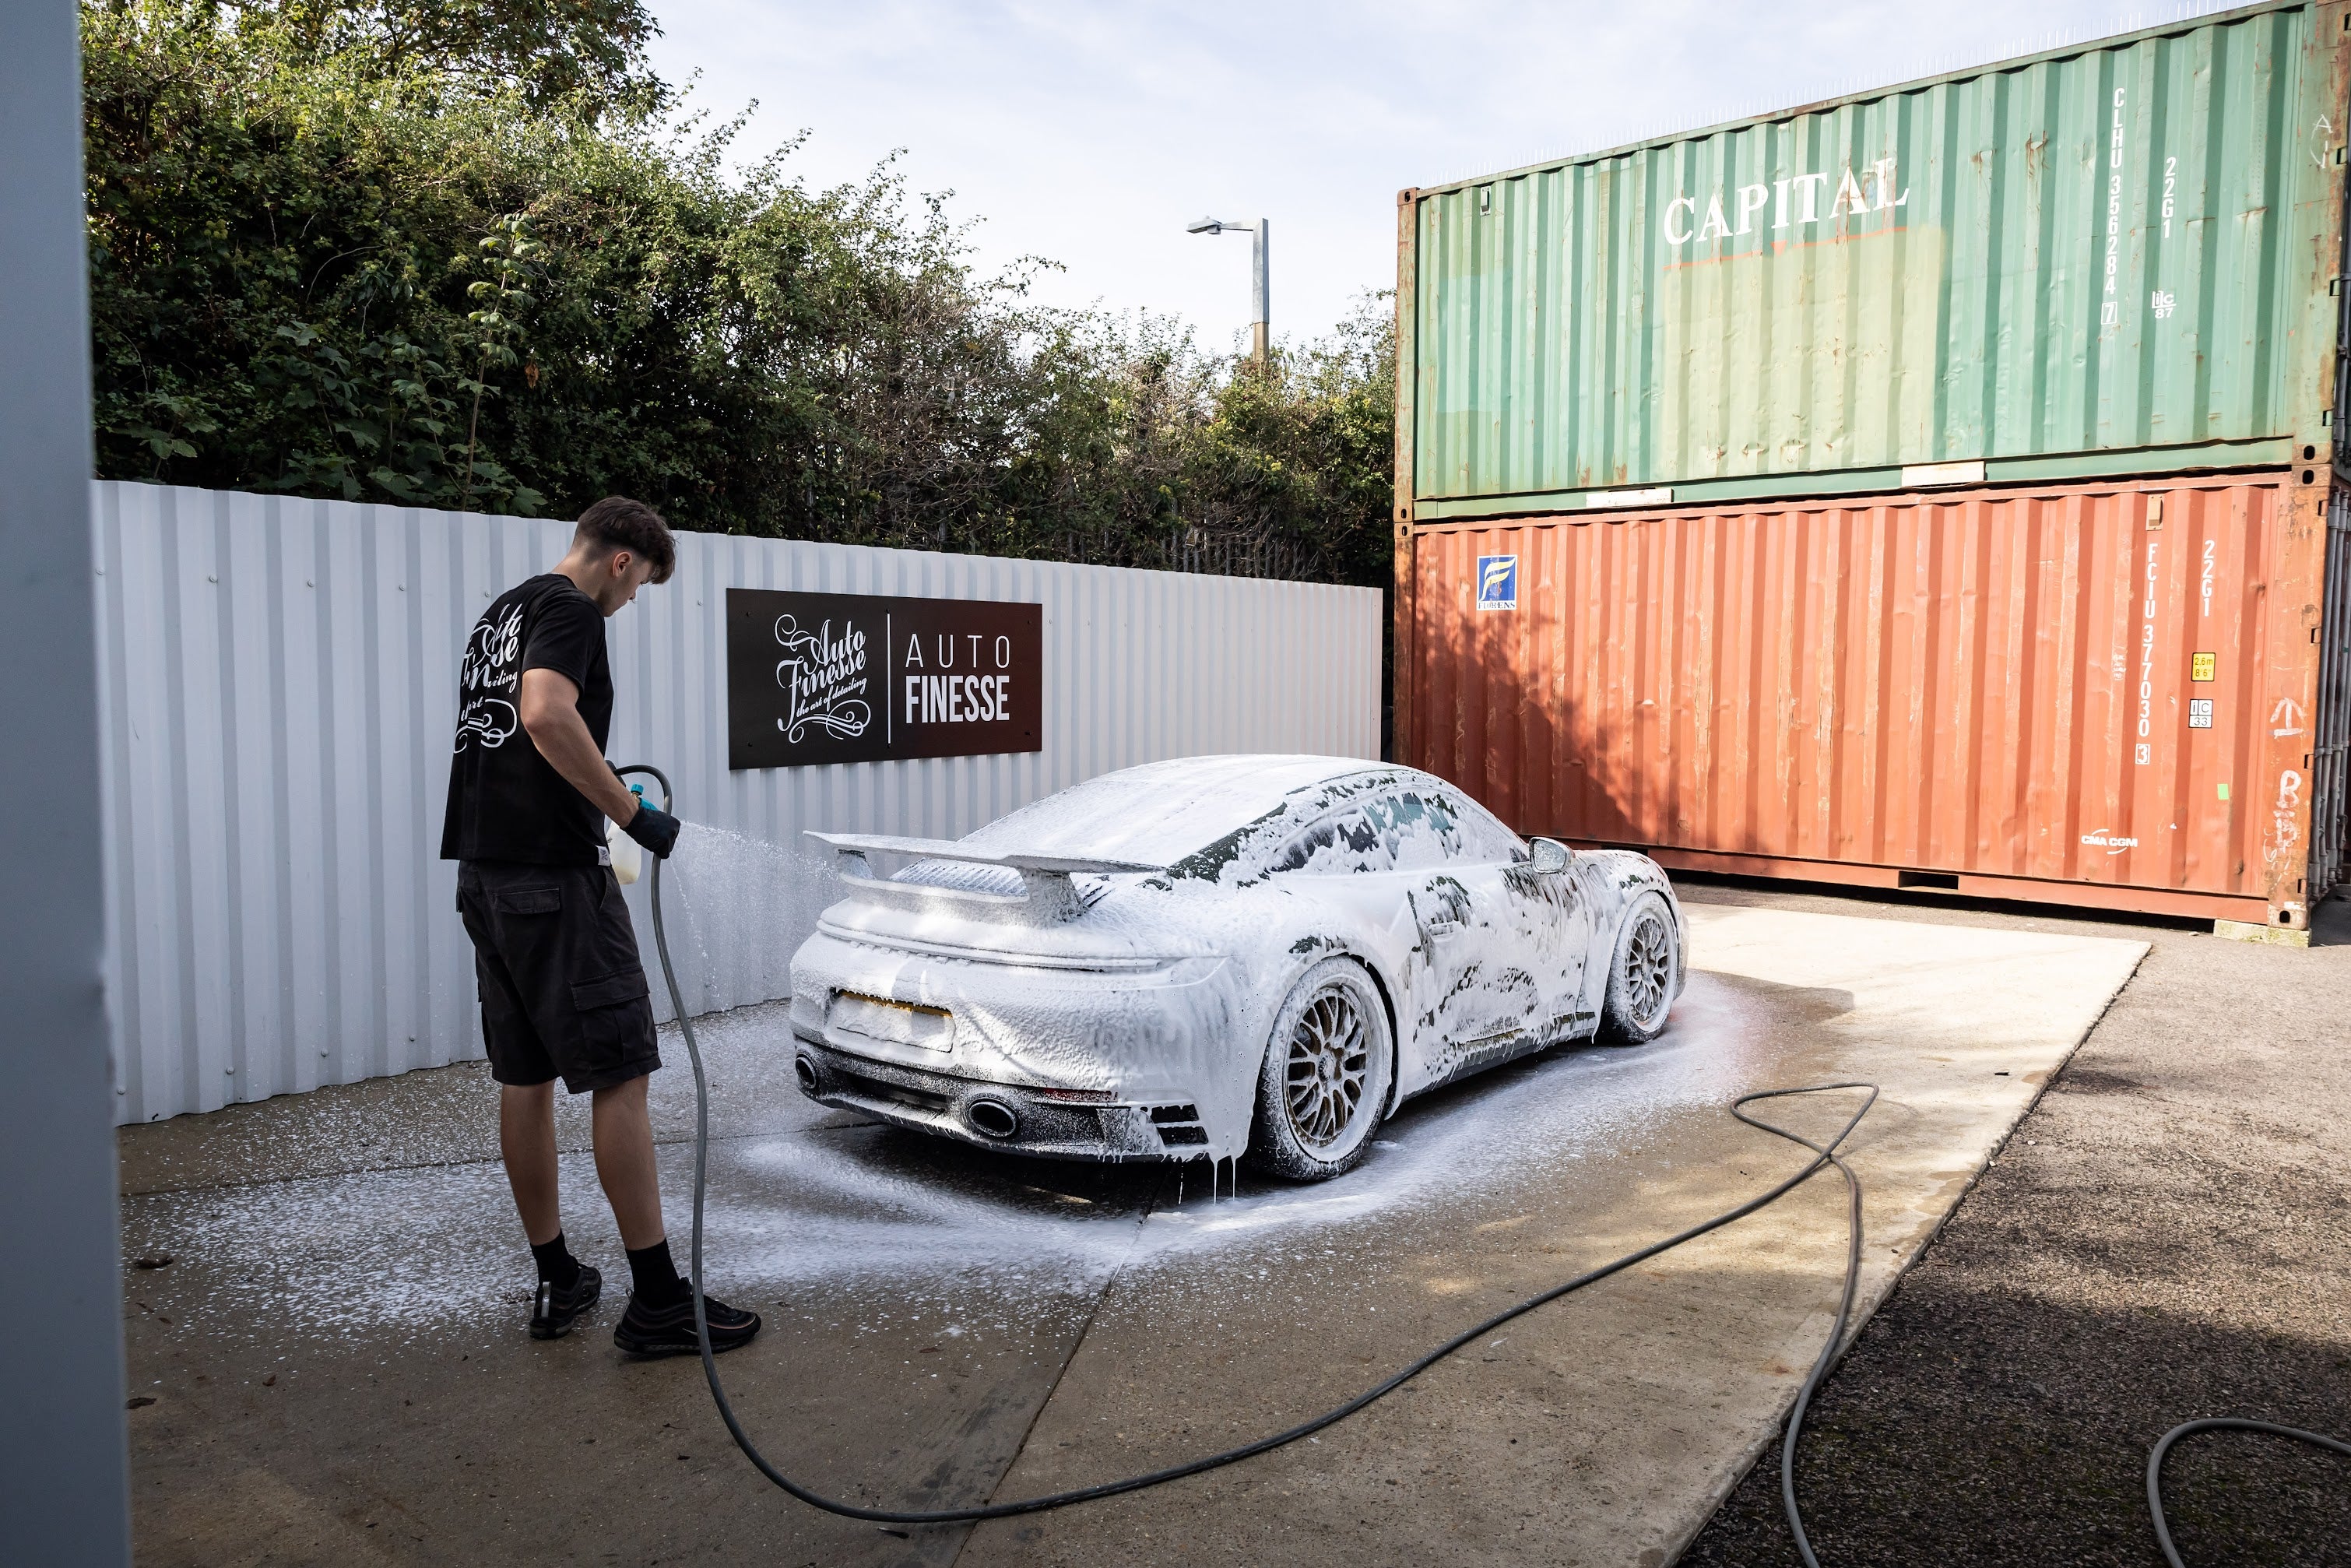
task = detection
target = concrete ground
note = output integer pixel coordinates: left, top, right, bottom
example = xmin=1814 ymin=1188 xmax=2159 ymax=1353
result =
xmin=1680 ymin=884 xmax=2351 ymax=1568
xmin=119 ymin=896 xmax=2155 ymax=1566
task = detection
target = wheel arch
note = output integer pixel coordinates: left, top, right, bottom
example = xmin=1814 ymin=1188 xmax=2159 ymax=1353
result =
xmin=1580 ymin=853 xmax=1685 ymax=991
xmin=1348 ymin=951 xmax=1407 ymax=1119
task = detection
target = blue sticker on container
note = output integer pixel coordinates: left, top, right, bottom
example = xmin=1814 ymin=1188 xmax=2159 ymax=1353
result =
xmin=1476 ymin=554 xmax=1518 ymax=611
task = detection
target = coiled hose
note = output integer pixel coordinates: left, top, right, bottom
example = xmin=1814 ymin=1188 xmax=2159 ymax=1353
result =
xmin=617 ymin=764 xmax=2345 ymax=1562
xmin=2145 ymin=1419 xmax=2351 ymax=1568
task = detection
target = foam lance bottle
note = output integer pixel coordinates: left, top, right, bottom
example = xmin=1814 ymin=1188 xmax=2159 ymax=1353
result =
xmin=607 ymin=783 xmax=647 ymax=886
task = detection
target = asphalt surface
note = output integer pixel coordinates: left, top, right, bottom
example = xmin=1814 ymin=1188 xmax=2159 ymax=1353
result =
xmin=1679 ymin=884 xmax=2351 ymax=1568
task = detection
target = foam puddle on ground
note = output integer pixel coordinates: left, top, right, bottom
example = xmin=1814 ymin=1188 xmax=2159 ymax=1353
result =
xmin=1132 ymin=975 xmax=1774 ymax=1257
xmin=121 ymin=969 xmax=1784 ymax=1346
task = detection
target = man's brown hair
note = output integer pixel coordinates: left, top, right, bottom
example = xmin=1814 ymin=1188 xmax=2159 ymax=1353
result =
xmin=574 ymin=496 xmax=676 ymax=584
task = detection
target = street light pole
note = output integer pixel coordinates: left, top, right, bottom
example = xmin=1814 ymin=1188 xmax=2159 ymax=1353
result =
xmin=1248 ymin=218 xmax=1269 ymax=367
xmin=1186 ymin=216 xmax=1270 ymax=371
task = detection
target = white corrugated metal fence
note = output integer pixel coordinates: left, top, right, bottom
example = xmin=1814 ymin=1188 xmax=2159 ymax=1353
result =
xmin=93 ymin=482 xmax=1383 ymax=1123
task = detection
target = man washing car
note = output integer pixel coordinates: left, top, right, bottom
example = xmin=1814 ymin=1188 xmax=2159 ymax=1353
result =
xmin=442 ymin=496 xmax=760 ymax=1355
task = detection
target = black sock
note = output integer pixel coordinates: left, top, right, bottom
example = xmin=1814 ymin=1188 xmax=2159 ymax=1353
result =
xmin=626 ymin=1240 xmax=687 ymax=1307
xmin=530 ymin=1232 xmax=582 ymax=1290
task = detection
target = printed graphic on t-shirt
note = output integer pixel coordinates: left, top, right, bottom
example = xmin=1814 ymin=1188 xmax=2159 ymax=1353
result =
xmin=442 ymin=575 xmax=613 ymax=866
xmin=455 ymin=601 xmax=524 ymax=751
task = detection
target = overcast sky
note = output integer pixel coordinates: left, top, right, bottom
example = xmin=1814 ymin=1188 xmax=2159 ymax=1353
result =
xmin=645 ymin=0 xmax=2217 ymax=353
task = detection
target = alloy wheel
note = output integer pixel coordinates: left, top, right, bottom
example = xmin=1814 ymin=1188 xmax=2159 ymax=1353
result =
xmin=1283 ymin=987 xmax=1369 ymax=1151
xmin=1622 ymin=911 xmax=1674 ymax=1028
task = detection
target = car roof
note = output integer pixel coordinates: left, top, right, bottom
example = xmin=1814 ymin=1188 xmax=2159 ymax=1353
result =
xmin=963 ymin=755 xmax=1391 ymax=865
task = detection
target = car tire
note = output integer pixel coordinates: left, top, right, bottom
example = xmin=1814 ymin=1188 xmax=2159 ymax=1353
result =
xmin=1597 ymin=892 xmax=1679 ymax=1046
xmin=1245 ymin=958 xmax=1395 ymax=1182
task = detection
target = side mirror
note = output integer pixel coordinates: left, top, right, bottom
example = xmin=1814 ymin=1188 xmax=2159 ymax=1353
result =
xmin=1530 ymin=837 xmax=1571 ymax=874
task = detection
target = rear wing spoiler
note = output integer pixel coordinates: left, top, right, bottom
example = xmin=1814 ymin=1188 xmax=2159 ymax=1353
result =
xmin=807 ymin=831 xmax=1163 ymax=924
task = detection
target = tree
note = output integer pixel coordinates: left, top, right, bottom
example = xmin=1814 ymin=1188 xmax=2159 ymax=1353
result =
xmin=217 ymin=0 xmax=664 ymax=107
xmin=83 ymin=0 xmax=1395 ymax=590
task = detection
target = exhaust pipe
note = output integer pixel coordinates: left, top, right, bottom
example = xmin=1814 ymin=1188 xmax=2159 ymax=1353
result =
xmin=793 ymin=1054 xmax=822 ymax=1095
xmin=965 ymin=1098 xmax=1019 ymax=1140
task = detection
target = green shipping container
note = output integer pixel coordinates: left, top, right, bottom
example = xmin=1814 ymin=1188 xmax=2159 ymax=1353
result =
xmin=1400 ymin=0 xmax=2351 ymax=519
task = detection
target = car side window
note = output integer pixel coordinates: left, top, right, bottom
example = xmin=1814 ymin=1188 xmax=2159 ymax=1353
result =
xmin=1274 ymin=792 xmax=1479 ymax=875
xmin=1369 ymin=792 xmax=1461 ymax=870
xmin=1105 ymin=773 xmax=1533 ymax=884
xmin=1271 ymin=807 xmax=1385 ymax=875
xmin=1436 ymin=790 xmax=1527 ymax=863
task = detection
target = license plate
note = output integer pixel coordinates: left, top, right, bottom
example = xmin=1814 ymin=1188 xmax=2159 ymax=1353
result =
xmin=829 ymin=992 xmax=954 ymax=1051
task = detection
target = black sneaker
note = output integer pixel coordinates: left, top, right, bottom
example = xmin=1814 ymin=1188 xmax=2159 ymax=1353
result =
xmin=529 ymin=1264 xmax=603 ymax=1340
xmin=613 ymin=1287 xmax=761 ymax=1359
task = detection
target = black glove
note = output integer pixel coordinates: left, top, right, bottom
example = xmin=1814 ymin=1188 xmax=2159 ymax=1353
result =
xmin=624 ymin=800 xmax=681 ymax=860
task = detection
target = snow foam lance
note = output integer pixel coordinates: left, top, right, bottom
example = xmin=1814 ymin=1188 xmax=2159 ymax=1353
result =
xmin=608 ymin=782 xmax=648 ymax=885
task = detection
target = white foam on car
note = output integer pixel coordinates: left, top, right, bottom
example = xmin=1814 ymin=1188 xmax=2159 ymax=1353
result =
xmin=958 ymin=754 xmax=1365 ymax=869
xmin=796 ymin=756 xmax=1599 ymax=1161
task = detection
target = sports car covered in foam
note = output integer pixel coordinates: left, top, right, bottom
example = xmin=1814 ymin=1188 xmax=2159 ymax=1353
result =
xmin=786 ymin=756 xmax=1686 ymax=1180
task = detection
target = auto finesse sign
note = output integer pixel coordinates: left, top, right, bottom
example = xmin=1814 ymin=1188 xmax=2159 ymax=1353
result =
xmin=726 ymin=589 xmax=1042 ymax=768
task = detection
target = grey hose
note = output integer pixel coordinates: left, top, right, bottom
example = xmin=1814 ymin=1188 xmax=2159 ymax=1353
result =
xmin=618 ymin=761 xmax=1877 ymax=1531
xmin=1764 ymin=1076 xmax=1868 ymax=1568
xmin=2147 ymin=1419 xmax=2351 ymax=1568
xmin=617 ymin=764 xmax=2345 ymax=1560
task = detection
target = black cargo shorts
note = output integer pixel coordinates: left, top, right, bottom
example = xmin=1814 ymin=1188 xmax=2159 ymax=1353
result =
xmin=457 ymin=861 xmax=661 ymax=1093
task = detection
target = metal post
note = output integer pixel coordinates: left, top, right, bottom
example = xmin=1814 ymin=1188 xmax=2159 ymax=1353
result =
xmin=1391 ymin=188 xmax=1419 ymax=768
xmin=1186 ymin=216 xmax=1270 ymax=370
xmin=1250 ymin=220 xmax=1270 ymax=369
xmin=0 ymin=0 xmax=132 ymax=1561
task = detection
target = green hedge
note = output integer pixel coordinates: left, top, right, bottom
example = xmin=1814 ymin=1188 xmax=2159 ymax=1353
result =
xmin=83 ymin=0 xmax=1393 ymax=587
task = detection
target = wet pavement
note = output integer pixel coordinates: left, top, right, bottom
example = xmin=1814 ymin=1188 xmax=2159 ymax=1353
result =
xmin=120 ymin=900 xmax=2145 ymax=1566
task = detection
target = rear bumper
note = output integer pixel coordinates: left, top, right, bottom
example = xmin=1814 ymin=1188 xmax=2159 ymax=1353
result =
xmin=792 ymin=1037 xmax=1214 ymax=1162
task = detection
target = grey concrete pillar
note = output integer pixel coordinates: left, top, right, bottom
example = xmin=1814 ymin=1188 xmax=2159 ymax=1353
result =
xmin=0 ymin=0 xmax=133 ymax=1561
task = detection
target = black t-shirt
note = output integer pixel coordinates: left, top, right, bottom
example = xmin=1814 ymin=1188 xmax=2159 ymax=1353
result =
xmin=441 ymin=574 xmax=613 ymax=865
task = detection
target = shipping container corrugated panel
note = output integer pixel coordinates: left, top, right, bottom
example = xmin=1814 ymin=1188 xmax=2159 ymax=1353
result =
xmin=1408 ymin=473 xmax=2348 ymax=920
xmin=1405 ymin=1 xmax=2349 ymax=514
xmin=2309 ymin=482 xmax=2351 ymax=891
xmin=92 ymin=481 xmax=1383 ymax=1123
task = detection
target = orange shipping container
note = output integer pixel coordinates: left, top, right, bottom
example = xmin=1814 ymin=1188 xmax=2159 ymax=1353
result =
xmin=1401 ymin=473 xmax=2351 ymax=933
